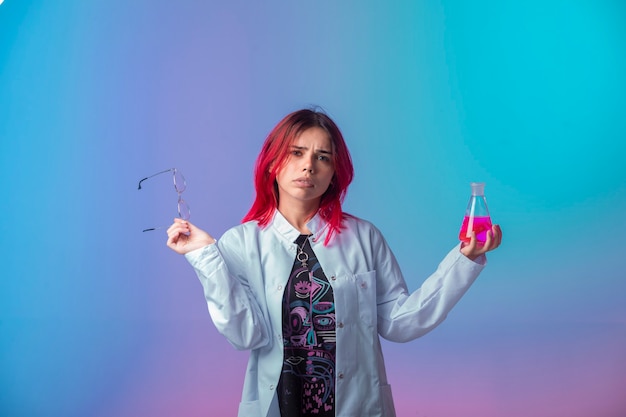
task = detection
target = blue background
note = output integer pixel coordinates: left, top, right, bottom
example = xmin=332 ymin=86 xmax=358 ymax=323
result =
xmin=1 ymin=1 xmax=625 ymax=416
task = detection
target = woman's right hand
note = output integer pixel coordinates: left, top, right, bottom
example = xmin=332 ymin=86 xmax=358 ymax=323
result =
xmin=166 ymin=218 xmax=216 ymax=255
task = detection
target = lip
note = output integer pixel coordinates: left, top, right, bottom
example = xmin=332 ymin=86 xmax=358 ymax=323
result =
xmin=293 ymin=177 xmax=314 ymax=187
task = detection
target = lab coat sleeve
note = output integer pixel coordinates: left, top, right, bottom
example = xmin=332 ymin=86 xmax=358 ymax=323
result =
xmin=185 ymin=240 xmax=271 ymax=351
xmin=373 ymin=227 xmax=486 ymax=343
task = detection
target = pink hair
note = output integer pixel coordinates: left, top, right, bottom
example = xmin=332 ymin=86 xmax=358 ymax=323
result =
xmin=242 ymin=109 xmax=354 ymax=245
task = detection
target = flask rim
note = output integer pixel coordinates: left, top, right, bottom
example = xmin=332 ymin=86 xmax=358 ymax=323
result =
xmin=470 ymin=182 xmax=485 ymax=196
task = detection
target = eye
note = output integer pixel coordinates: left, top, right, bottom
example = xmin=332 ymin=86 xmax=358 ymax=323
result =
xmin=312 ymin=313 xmax=335 ymax=331
xmin=317 ymin=154 xmax=331 ymax=162
xmin=291 ymin=150 xmax=302 ymax=156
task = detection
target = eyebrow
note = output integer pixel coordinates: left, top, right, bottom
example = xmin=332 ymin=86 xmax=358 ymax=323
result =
xmin=291 ymin=145 xmax=333 ymax=154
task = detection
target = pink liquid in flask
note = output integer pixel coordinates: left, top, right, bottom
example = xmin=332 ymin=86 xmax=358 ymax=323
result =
xmin=459 ymin=215 xmax=492 ymax=243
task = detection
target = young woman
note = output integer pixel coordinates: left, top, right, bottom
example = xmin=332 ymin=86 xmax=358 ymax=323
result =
xmin=166 ymin=109 xmax=502 ymax=417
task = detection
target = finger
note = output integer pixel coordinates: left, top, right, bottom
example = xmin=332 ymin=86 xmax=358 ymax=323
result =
xmin=462 ymin=231 xmax=477 ymax=255
xmin=167 ymin=219 xmax=187 ymax=234
xmin=169 ymin=218 xmax=191 ymax=230
xmin=167 ymin=224 xmax=187 ymax=239
xmin=167 ymin=230 xmax=190 ymax=250
xmin=482 ymin=228 xmax=494 ymax=252
xmin=167 ymin=225 xmax=188 ymax=240
xmin=489 ymin=225 xmax=502 ymax=250
xmin=186 ymin=221 xmax=204 ymax=234
xmin=167 ymin=232 xmax=191 ymax=252
xmin=166 ymin=233 xmax=180 ymax=248
xmin=173 ymin=219 xmax=194 ymax=237
xmin=169 ymin=220 xmax=191 ymax=234
xmin=494 ymin=225 xmax=502 ymax=247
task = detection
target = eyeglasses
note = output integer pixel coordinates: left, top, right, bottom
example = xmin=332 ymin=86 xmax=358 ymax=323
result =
xmin=137 ymin=168 xmax=190 ymax=232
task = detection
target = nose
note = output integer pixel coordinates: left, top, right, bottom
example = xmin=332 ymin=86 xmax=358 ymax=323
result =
xmin=302 ymin=154 xmax=314 ymax=174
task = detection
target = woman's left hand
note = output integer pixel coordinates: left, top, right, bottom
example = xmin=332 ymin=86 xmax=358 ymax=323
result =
xmin=460 ymin=225 xmax=502 ymax=261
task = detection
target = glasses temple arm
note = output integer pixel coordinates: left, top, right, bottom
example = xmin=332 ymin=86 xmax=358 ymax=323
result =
xmin=137 ymin=168 xmax=176 ymax=190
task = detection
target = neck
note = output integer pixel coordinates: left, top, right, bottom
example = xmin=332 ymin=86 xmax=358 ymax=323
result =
xmin=278 ymin=201 xmax=319 ymax=234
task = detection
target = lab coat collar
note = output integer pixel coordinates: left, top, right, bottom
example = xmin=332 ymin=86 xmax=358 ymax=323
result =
xmin=270 ymin=209 xmax=328 ymax=244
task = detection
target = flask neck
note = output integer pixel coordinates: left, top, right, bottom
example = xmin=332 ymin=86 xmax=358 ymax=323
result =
xmin=470 ymin=182 xmax=485 ymax=196
xmin=465 ymin=195 xmax=490 ymax=217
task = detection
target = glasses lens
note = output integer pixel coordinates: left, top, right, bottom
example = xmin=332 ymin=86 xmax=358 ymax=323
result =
xmin=178 ymin=198 xmax=191 ymax=220
xmin=173 ymin=170 xmax=187 ymax=193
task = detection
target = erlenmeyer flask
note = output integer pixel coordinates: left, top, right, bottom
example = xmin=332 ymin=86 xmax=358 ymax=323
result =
xmin=459 ymin=182 xmax=492 ymax=243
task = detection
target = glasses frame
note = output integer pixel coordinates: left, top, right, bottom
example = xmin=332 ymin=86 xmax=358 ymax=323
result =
xmin=137 ymin=168 xmax=190 ymax=232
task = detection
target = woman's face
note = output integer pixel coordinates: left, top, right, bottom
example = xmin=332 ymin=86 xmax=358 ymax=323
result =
xmin=275 ymin=127 xmax=335 ymax=212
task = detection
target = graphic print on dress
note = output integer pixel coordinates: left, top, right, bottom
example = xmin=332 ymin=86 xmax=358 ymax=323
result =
xmin=278 ymin=235 xmax=336 ymax=416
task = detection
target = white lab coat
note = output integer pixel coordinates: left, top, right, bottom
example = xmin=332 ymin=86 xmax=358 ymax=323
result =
xmin=185 ymin=211 xmax=486 ymax=417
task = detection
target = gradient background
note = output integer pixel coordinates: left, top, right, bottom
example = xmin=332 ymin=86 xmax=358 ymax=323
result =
xmin=1 ymin=1 xmax=625 ymax=416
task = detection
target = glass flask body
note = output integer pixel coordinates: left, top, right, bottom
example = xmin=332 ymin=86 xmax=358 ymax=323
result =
xmin=459 ymin=182 xmax=492 ymax=243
